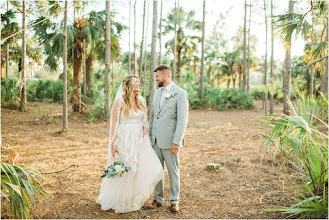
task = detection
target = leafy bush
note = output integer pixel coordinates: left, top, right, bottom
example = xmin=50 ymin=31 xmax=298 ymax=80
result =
xmin=1 ymin=162 xmax=48 ymax=219
xmin=261 ymin=96 xmax=328 ymax=219
xmin=182 ymin=84 xmax=254 ymax=110
xmin=1 ymin=78 xmax=21 ymax=109
xmin=27 ymin=79 xmax=63 ymax=102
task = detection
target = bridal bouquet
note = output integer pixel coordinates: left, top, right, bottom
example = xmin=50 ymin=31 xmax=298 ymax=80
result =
xmin=101 ymin=162 xmax=131 ymax=178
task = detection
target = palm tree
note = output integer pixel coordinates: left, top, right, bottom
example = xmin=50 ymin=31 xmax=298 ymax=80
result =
xmin=63 ymin=0 xmax=68 ymax=130
xmin=264 ymin=0 xmax=268 ymax=116
xmin=172 ymin=0 xmax=178 ymax=80
xmin=200 ymin=0 xmax=206 ymax=105
xmin=158 ymin=0 xmax=163 ymax=65
xmin=104 ymin=0 xmax=111 ymax=118
xmin=247 ymin=0 xmax=251 ymax=91
xmin=163 ymin=6 xmax=201 ymax=82
xmin=148 ymin=0 xmax=158 ymax=118
xmin=269 ymin=0 xmax=274 ymax=114
xmin=128 ymin=0 xmax=131 ymax=74
xmin=282 ymin=0 xmax=294 ymax=115
xmin=139 ymin=0 xmax=147 ymax=80
xmin=20 ymin=0 xmax=27 ymax=111
xmin=31 ymin=3 xmax=123 ymax=112
xmin=242 ymin=0 xmax=247 ymax=92
xmin=1 ymin=8 xmax=19 ymax=79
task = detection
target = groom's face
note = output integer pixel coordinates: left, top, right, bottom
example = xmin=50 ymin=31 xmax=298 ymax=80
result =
xmin=155 ymin=70 xmax=166 ymax=88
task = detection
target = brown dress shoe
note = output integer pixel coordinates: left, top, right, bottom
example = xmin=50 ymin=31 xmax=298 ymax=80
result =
xmin=171 ymin=204 xmax=179 ymax=213
xmin=146 ymin=200 xmax=162 ymax=209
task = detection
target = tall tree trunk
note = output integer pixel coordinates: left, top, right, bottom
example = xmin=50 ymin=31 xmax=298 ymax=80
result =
xmin=104 ymin=0 xmax=111 ymax=118
xmin=139 ymin=0 xmax=147 ymax=80
xmin=247 ymin=0 xmax=251 ymax=92
xmin=209 ymin=64 xmax=212 ymax=86
xmin=172 ymin=0 xmax=178 ymax=81
xmin=158 ymin=0 xmax=163 ymax=65
xmin=72 ymin=44 xmax=82 ymax=112
xmin=283 ymin=0 xmax=295 ymax=115
xmin=269 ymin=0 xmax=274 ymax=114
xmin=238 ymin=64 xmax=242 ymax=88
xmin=148 ymin=0 xmax=158 ymax=118
xmin=63 ymin=0 xmax=68 ymax=130
xmin=86 ymin=55 xmax=95 ymax=93
xmin=227 ymin=77 xmax=231 ymax=88
xmin=83 ymin=42 xmax=87 ymax=104
xmin=20 ymin=0 xmax=27 ymax=111
xmin=177 ymin=42 xmax=182 ymax=82
xmin=5 ymin=1 xmax=9 ymax=79
xmin=264 ymin=0 xmax=268 ymax=116
xmin=200 ymin=0 xmax=206 ymax=105
xmin=128 ymin=0 xmax=131 ymax=74
xmin=233 ymin=74 xmax=236 ymax=88
xmin=134 ymin=0 xmax=137 ymax=75
xmin=324 ymin=58 xmax=328 ymax=96
xmin=242 ymin=0 xmax=247 ymax=92
xmin=143 ymin=0 xmax=150 ymax=98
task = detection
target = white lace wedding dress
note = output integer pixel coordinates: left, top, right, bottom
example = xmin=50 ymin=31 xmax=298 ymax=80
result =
xmin=96 ymin=95 xmax=164 ymax=213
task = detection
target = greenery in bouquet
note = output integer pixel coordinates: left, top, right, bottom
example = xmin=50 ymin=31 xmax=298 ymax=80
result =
xmin=101 ymin=162 xmax=131 ymax=178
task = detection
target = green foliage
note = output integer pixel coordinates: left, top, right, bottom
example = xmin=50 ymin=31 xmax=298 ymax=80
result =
xmin=27 ymin=79 xmax=63 ymax=102
xmin=1 ymin=78 xmax=21 ymax=109
xmin=261 ymin=95 xmax=328 ymax=219
xmin=182 ymin=84 xmax=254 ymax=110
xmin=1 ymin=162 xmax=48 ymax=219
xmin=86 ymin=85 xmax=106 ymax=121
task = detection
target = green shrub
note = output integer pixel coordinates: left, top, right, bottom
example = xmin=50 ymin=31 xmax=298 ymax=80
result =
xmin=1 ymin=78 xmax=21 ymax=108
xmin=1 ymin=162 xmax=48 ymax=219
xmin=182 ymin=84 xmax=254 ymax=111
xmin=261 ymin=96 xmax=328 ymax=219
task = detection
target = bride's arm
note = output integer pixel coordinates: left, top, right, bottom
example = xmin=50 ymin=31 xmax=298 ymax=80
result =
xmin=110 ymin=98 xmax=122 ymax=156
xmin=141 ymin=97 xmax=150 ymax=136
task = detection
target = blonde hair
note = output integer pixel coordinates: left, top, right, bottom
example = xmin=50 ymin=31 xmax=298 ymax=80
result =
xmin=122 ymin=75 xmax=147 ymax=117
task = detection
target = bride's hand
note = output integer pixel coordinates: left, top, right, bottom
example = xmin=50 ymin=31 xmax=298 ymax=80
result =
xmin=143 ymin=127 xmax=150 ymax=137
xmin=111 ymin=144 xmax=119 ymax=157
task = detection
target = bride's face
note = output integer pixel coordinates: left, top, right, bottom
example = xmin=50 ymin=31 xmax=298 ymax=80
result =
xmin=132 ymin=77 xmax=140 ymax=93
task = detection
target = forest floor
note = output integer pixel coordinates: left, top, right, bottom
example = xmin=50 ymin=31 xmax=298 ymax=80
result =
xmin=1 ymin=100 xmax=300 ymax=219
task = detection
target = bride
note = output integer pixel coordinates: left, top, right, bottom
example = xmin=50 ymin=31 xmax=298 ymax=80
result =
xmin=96 ymin=75 xmax=164 ymax=213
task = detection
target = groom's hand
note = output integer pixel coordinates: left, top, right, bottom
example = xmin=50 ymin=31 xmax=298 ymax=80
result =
xmin=171 ymin=144 xmax=180 ymax=154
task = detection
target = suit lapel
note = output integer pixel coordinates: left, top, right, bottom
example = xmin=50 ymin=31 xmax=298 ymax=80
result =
xmin=155 ymin=89 xmax=161 ymax=115
xmin=157 ymin=85 xmax=176 ymax=117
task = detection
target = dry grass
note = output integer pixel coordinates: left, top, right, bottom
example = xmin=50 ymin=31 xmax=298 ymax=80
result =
xmin=1 ymin=100 xmax=299 ymax=219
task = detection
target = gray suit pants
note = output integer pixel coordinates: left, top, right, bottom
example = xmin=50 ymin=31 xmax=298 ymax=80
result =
xmin=153 ymin=142 xmax=180 ymax=205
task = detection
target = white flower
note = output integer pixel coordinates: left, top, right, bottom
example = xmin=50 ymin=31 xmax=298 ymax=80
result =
xmin=163 ymin=93 xmax=171 ymax=100
xmin=115 ymin=165 xmax=125 ymax=174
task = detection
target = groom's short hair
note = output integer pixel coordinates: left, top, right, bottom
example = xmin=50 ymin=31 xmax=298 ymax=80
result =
xmin=154 ymin=64 xmax=171 ymax=77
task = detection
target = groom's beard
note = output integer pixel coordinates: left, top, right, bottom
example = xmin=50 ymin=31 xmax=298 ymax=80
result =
xmin=158 ymin=81 xmax=164 ymax=87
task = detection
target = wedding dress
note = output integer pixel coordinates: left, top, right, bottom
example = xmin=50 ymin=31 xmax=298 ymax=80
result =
xmin=96 ymin=86 xmax=164 ymax=213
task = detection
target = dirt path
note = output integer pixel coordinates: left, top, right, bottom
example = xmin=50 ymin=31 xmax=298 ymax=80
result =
xmin=2 ymin=101 xmax=297 ymax=219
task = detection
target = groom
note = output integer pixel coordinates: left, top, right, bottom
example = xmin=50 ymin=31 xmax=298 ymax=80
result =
xmin=147 ymin=64 xmax=189 ymax=213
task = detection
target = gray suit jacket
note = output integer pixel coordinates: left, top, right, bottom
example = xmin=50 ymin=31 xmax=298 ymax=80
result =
xmin=149 ymin=83 xmax=189 ymax=149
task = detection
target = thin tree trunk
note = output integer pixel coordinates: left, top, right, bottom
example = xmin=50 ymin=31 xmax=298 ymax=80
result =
xmin=85 ymin=55 xmax=94 ymax=93
xmin=247 ymin=0 xmax=251 ymax=91
xmin=104 ymin=0 xmax=111 ymax=119
xmin=172 ymin=0 xmax=178 ymax=81
xmin=72 ymin=45 xmax=82 ymax=112
xmin=239 ymin=64 xmax=242 ymax=88
xmin=324 ymin=58 xmax=328 ymax=96
xmin=264 ymin=0 xmax=268 ymax=116
xmin=158 ymin=0 xmax=163 ymax=65
xmin=242 ymin=0 xmax=247 ymax=92
xmin=269 ymin=0 xmax=274 ymax=114
xmin=139 ymin=0 xmax=146 ymax=80
xmin=20 ymin=0 xmax=27 ymax=111
xmin=128 ymin=0 xmax=131 ymax=74
xmin=134 ymin=0 xmax=137 ymax=75
xmin=200 ymin=0 xmax=206 ymax=105
xmin=83 ymin=41 xmax=87 ymax=104
xmin=177 ymin=42 xmax=182 ymax=81
xmin=63 ymin=0 xmax=68 ymax=130
xmin=5 ymin=1 xmax=9 ymax=79
xmin=283 ymin=0 xmax=295 ymax=115
xmin=148 ymin=0 xmax=158 ymax=118
xmin=143 ymin=0 xmax=150 ymax=98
